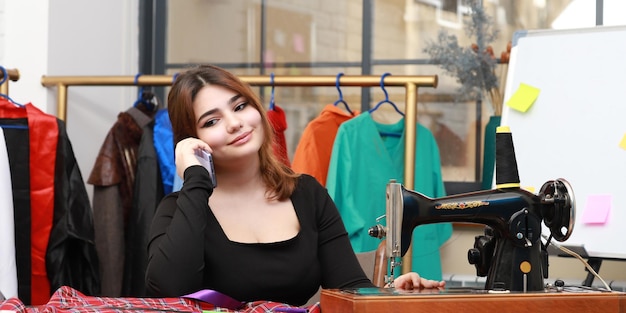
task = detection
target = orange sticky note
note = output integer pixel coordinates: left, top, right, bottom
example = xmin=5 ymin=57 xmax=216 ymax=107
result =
xmin=582 ymin=194 xmax=611 ymax=225
xmin=506 ymin=83 xmax=540 ymax=113
xmin=619 ymin=133 xmax=626 ymax=150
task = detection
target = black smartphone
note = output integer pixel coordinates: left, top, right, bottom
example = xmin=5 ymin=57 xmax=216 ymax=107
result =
xmin=195 ymin=149 xmax=217 ymax=188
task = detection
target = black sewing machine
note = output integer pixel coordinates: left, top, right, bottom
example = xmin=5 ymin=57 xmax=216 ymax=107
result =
xmin=368 ymin=126 xmax=576 ymax=292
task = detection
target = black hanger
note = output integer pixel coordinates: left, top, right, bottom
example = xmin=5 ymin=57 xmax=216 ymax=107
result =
xmin=133 ymin=73 xmax=157 ymax=111
xmin=269 ymin=72 xmax=276 ymax=111
xmin=333 ymin=73 xmax=354 ymax=115
xmin=368 ymin=72 xmax=404 ymax=116
xmin=0 ymin=66 xmax=24 ymax=107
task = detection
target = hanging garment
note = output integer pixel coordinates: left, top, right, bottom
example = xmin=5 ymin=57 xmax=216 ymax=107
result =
xmin=123 ymin=119 xmax=165 ymax=297
xmin=172 ymin=173 xmax=183 ymax=192
xmin=326 ymin=112 xmax=452 ymax=280
xmin=0 ymin=127 xmax=18 ymax=300
xmin=0 ymin=100 xmax=99 ymax=304
xmin=292 ymin=104 xmax=357 ymax=187
xmin=481 ymin=115 xmax=501 ymax=190
xmin=266 ymin=104 xmax=290 ymax=167
xmin=153 ymin=109 xmax=175 ymax=195
xmin=47 ymin=115 xmax=100 ymax=299
xmin=0 ymin=107 xmax=33 ymax=303
xmin=87 ymin=106 xmax=154 ymax=297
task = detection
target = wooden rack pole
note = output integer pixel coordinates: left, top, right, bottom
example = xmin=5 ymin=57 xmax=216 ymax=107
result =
xmin=41 ymin=74 xmax=437 ymax=122
xmin=40 ymin=73 xmax=437 ymax=275
xmin=41 ymin=74 xmax=436 ymax=87
xmin=0 ymin=68 xmax=20 ymax=95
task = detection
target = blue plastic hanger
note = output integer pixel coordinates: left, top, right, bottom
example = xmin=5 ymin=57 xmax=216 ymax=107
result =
xmin=269 ymin=72 xmax=276 ymax=111
xmin=333 ymin=73 xmax=354 ymax=115
xmin=133 ymin=73 xmax=157 ymax=111
xmin=369 ymin=72 xmax=403 ymax=137
xmin=0 ymin=66 xmax=24 ymax=107
xmin=368 ymin=72 xmax=404 ymax=116
xmin=0 ymin=67 xmax=6 ymax=86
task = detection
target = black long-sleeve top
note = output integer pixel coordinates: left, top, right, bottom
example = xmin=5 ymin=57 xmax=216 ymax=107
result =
xmin=145 ymin=166 xmax=374 ymax=306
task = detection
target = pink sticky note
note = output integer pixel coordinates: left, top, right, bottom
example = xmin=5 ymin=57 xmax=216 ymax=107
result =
xmin=293 ymin=34 xmax=305 ymax=53
xmin=264 ymin=50 xmax=274 ymax=68
xmin=582 ymin=194 xmax=611 ymax=225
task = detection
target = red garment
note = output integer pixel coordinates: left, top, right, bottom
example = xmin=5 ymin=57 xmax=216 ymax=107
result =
xmin=266 ymin=105 xmax=290 ymax=167
xmin=0 ymin=101 xmax=58 ymax=304
xmin=292 ymin=104 xmax=357 ymax=186
xmin=0 ymin=286 xmax=322 ymax=313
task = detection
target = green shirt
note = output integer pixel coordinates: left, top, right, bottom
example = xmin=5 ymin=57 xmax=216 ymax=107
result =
xmin=326 ymin=112 xmax=452 ymax=280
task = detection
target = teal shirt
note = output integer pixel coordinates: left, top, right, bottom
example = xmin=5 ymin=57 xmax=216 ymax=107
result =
xmin=326 ymin=112 xmax=452 ymax=280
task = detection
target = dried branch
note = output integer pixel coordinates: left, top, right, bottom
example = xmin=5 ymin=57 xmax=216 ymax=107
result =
xmin=423 ymin=0 xmax=500 ymax=113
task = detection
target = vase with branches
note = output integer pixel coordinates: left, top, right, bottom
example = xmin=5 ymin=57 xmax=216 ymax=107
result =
xmin=423 ymin=0 xmax=509 ymax=189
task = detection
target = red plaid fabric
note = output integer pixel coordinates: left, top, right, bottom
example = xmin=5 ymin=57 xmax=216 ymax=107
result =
xmin=0 ymin=296 xmax=28 ymax=313
xmin=0 ymin=286 xmax=321 ymax=313
xmin=231 ymin=301 xmax=320 ymax=313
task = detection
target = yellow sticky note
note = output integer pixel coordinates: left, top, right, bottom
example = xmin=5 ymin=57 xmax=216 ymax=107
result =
xmin=620 ymin=133 xmax=626 ymax=150
xmin=506 ymin=83 xmax=540 ymax=113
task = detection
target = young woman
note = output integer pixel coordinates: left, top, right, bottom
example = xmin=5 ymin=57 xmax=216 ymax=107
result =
xmin=144 ymin=64 xmax=445 ymax=306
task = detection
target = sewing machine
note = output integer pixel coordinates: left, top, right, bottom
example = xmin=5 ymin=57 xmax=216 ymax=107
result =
xmin=368 ymin=127 xmax=576 ymax=292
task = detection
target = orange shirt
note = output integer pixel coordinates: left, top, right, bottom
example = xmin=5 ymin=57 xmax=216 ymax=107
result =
xmin=292 ymin=104 xmax=357 ymax=186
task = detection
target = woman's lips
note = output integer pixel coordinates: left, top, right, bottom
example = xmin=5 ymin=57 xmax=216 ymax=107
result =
xmin=229 ymin=131 xmax=252 ymax=145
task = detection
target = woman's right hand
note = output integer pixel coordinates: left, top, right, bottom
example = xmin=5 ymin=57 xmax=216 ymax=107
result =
xmin=387 ymin=272 xmax=446 ymax=290
xmin=174 ymin=137 xmax=212 ymax=179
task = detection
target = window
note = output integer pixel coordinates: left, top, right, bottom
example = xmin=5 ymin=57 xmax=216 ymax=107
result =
xmin=141 ymin=0 xmax=576 ymax=192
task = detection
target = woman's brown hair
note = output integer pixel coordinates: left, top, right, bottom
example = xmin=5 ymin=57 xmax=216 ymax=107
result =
xmin=168 ymin=64 xmax=298 ymax=200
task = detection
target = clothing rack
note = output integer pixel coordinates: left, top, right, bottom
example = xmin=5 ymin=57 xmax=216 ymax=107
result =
xmin=41 ymin=73 xmax=439 ymax=272
xmin=0 ymin=68 xmax=21 ymax=95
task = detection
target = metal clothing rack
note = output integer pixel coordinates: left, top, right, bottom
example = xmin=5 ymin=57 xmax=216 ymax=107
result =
xmin=41 ymin=73 xmax=439 ymax=272
xmin=0 ymin=68 xmax=21 ymax=95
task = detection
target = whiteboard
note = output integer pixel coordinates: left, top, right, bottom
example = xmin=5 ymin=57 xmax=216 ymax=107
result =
xmin=501 ymin=25 xmax=626 ymax=260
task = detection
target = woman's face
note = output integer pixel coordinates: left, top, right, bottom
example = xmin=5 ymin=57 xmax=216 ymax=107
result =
xmin=193 ymin=84 xmax=264 ymax=162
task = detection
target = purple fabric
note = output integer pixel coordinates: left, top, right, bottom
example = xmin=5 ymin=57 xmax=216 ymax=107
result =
xmin=183 ymin=289 xmax=244 ymax=310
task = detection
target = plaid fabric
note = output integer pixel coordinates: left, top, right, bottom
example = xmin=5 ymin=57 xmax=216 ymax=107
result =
xmin=0 ymin=286 xmax=321 ymax=313
xmin=0 ymin=296 xmax=28 ymax=313
xmin=231 ymin=301 xmax=320 ymax=313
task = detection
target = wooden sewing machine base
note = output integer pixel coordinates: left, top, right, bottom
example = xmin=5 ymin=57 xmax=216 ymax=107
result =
xmin=320 ymin=287 xmax=626 ymax=313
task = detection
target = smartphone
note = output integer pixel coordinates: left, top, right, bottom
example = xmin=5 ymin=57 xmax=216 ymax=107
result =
xmin=195 ymin=149 xmax=217 ymax=188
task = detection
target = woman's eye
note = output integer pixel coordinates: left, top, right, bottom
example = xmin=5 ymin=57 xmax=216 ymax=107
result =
xmin=202 ymin=119 xmax=218 ymax=128
xmin=234 ymin=102 xmax=248 ymax=111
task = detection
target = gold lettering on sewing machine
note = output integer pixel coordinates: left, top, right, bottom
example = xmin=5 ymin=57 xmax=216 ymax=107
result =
xmin=435 ymin=201 xmax=489 ymax=210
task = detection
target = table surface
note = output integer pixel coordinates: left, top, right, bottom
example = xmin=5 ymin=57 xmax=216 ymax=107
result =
xmin=320 ymin=288 xmax=626 ymax=313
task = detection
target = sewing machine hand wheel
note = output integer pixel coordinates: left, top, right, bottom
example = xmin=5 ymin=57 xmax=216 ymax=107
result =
xmin=540 ymin=178 xmax=575 ymax=242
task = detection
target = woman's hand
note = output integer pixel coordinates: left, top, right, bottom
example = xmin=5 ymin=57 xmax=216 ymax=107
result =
xmin=388 ymin=272 xmax=445 ymax=290
xmin=175 ymin=137 xmax=212 ymax=179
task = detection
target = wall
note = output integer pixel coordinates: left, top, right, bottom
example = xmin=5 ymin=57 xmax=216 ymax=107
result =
xmin=1 ymin=0 xmax=139 ymax=202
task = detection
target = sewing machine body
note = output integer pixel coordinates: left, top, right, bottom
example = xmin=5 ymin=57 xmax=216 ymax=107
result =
xmin=372 ymin=179 xmax=574 ymax=292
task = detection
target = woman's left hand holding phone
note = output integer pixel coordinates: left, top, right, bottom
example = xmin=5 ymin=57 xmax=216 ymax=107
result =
xmin=175 ymin=137 xmax=213 ymax=180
